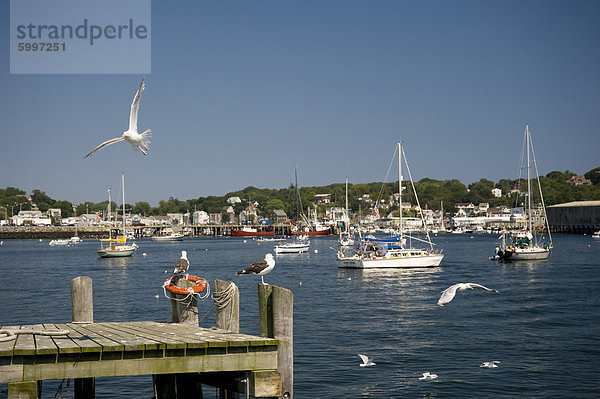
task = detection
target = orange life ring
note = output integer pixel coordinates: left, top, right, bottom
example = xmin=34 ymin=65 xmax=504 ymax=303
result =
xmin=163 ymin=275 xmax=208 ymax=295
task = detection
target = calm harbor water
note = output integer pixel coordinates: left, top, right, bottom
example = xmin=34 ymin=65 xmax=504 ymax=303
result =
xmin=1 ymin=234 xmax=599 ymax=398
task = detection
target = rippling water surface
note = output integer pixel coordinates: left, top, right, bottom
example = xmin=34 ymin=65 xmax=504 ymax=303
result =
xmin=1 ymin=234 xmax=599 ymax=398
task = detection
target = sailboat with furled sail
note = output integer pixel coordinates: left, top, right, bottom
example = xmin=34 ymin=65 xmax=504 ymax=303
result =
xmin=493 ymin=124 xmax=552 ymax=261
xmin=337 ymin=141 xmax=443 ymax=268
xmin=275 ymin=168 xmax=310 ymax=254
xmin=98 ymin=173 xmax=138 ymax=258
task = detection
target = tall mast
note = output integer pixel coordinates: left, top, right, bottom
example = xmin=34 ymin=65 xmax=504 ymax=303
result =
xmin=295 ymin=167 xmax=299 ymax=225
xmin=526 ymin=125 xmax=532 ymax=232
xmin=122 ymin=172 xmax=126 ymax=238
xmin=107 ymin=189 xmax=111 ymax=240
xmin=398 ymin=141 xmax=403 ymax=234
xmin=345 ymin=177 xmax=349 ymax=229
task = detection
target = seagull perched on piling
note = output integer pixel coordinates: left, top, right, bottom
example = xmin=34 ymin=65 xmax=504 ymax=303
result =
xmin=437 ymin=283 xmax=498 ymax=306
xmin=237 ymin=254 xmax=275 ymax=284
xmin=173 ymin=251 xmax=190 ymax=274
xmin=357 ymin=354 xmax=375 ymax=367
xmin=85 ymin=78 xmax=151 ymax=157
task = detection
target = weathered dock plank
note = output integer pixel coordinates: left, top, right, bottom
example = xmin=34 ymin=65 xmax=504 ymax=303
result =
xmin=52 ymin=323 xmax=99 ymax=353
xmin=0 ymin=321 xmax=278 ymax=384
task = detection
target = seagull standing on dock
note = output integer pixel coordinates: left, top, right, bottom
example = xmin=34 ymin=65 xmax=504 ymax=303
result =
xmin=237 ymin=254 xmax=275 ymax=284
xmin=357 ymin=354 xmax=375 ymax=367
xmin=85 ymin=78 xmax=151 ymax=157
xmin=173 ymin=251 xmax=190 ymax=274
xmin=437 ymin=283 xmax=498 ymax=306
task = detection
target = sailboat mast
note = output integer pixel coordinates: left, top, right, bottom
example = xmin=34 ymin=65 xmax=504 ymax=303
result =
xmin=398 ymin=142 xmax=403 ymax=234
xmin=108 ymin=189 xmax=112 ymax=240
xmin=526 ymin=125 xmax=533 ymax=232
xmin=345 ymin=177 xmax=349 ymax=229
xmin=122 ymin=172 xmax=126 ymax=238
xmin=295 ymin=168 xmax=299 ymax=225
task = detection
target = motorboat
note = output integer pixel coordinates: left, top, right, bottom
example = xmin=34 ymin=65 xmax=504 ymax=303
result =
xmin=151 ymin=232 xmax=184 ymax=241
xmin=274 ymin=240 xmax=310 ymax=254
xmin=231 ymin=227 xmax=275 ymax=237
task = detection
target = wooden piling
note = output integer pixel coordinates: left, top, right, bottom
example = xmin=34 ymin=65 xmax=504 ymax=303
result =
xmin=168 ymin=278 xmax=198 ymax=325
xmin=71 ymin=276 xmax=95 ymax=399
xmin=258 ymin=284 xmax=293 ymax=398
xmin=71 ymin=276 xmax=93 ymax=323
xmin=214 ymin=279 xmax=239 ymax=333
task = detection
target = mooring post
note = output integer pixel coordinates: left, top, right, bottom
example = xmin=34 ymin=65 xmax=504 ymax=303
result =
xmin=71 ymin=276 xmax=95 ymax=399
xmin=258 ymin=284 xmax=293 ymax=398
xmin=214 ymin=279 xmax=240 ymax=332
xmin=71 ymin=276 xmax=93 ymax=323
xmin=163 ymin=277 xmax=202 ymax=398
xmin=168 ymin=278 xmax=199 ymax=325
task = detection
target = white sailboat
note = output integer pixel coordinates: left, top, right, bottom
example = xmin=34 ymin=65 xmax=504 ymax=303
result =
xmin=275 ymin=168 xmax=310 ymax=254
xmin=98 ymin=173 xmax=138 ymax=258
xmin=337 ymin=141 xmax=444 ymax=268
xmin=494 ymin=124 xmax=552 ymax=261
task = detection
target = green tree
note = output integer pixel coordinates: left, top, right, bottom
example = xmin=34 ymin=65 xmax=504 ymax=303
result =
xmin=55 ymin=200 xmax=75 ymax=218
xmin=584 ymin=167 xmax=600 ymax=185
xmin=31 ymin=189 xmax=55 ymax=212
xmin=133 ymin=201 xmax=152 ymax=216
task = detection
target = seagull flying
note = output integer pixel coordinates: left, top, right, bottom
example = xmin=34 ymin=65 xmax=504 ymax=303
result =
xmin=357 ymin=354 xmax=375 ymax=367
xmin=237 ymin=254 xmax=275 ymax=284
xmin=480 ymin=361 xmax=501 ymax=368
xmin=173 ymin=250 xmax=189 ymax=274
xmin=437 ymin=283 xmax=498 ymax=306
xmin=419 ymin=372 xmax=438 ymax=380
xmin=85 ymin=78 xmax=152 ymax=157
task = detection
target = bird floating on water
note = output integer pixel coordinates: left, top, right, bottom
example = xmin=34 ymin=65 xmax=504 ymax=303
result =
xmin=237 ymin=254 xmax=275 ymax=284
xmin=357 ymin=354 xmax=375 ymax=367
xmin=437 ymin=283 xmax=498 ymax=306
xmin=480 ymin=361 xmax=501 ymax=368
xmin=85 ymin=78 xmax=151 ymax=157
xmin=173 ymin=250 xmax=190 ymax=274
xmin=419 ymin=372 xmax=438 ymax=380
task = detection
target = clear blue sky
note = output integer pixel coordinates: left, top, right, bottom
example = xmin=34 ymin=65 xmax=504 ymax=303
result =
xmin=1 ymin=0 xmax=599 ymax=206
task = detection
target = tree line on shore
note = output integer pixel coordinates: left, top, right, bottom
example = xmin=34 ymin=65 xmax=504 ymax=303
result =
xmin=2 ymin=167 xmax=599 ymax=220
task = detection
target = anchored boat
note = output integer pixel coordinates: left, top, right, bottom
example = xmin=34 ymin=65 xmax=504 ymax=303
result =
xmin=98 ymin=173 xmax=138 ymax=258
xmin=337 ymin=141 xmax=443 ymax=268
xmin=493 ymin=124 xmax=552 ymax=261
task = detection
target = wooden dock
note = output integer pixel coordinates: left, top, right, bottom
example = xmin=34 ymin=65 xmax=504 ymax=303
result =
xmin=0 ymin=321 xmax=280 ymax=397
xmin=0 ymin=276 xmax=293 ymax=398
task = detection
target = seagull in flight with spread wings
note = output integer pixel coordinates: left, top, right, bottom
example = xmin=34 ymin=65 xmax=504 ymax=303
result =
xmin=85 ymin=78 xmax=151 ymax=157
xmin=357 ymin=354 xmax=376 ymax=367
xmin=437 ymin=283 xmax=498 ymax=306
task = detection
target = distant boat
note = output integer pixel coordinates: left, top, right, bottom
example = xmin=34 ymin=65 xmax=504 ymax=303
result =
xmin=493 ymin=124 xmax=552 ymax=261
xmin=257 ymin=237 xmax=287 ymax=242
xmin=151 ymin=232 xmax=184 ymax=241
xmin=231 ymin=227 xmax=275 ymax=237
xmin=98 ymin=173 xmax=138 ymax=258
xmin=274 ymin=240 xmax=310 ymax=254
xmin=49 ymin=239 xmax=72 ymax=246
xmin=275 ymin=168 xmax=311 ymax=254
xmin=592 ymin=231 xmax=600 ymax=239
xmin=337 ymin=141 xmax=443 ymax=269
